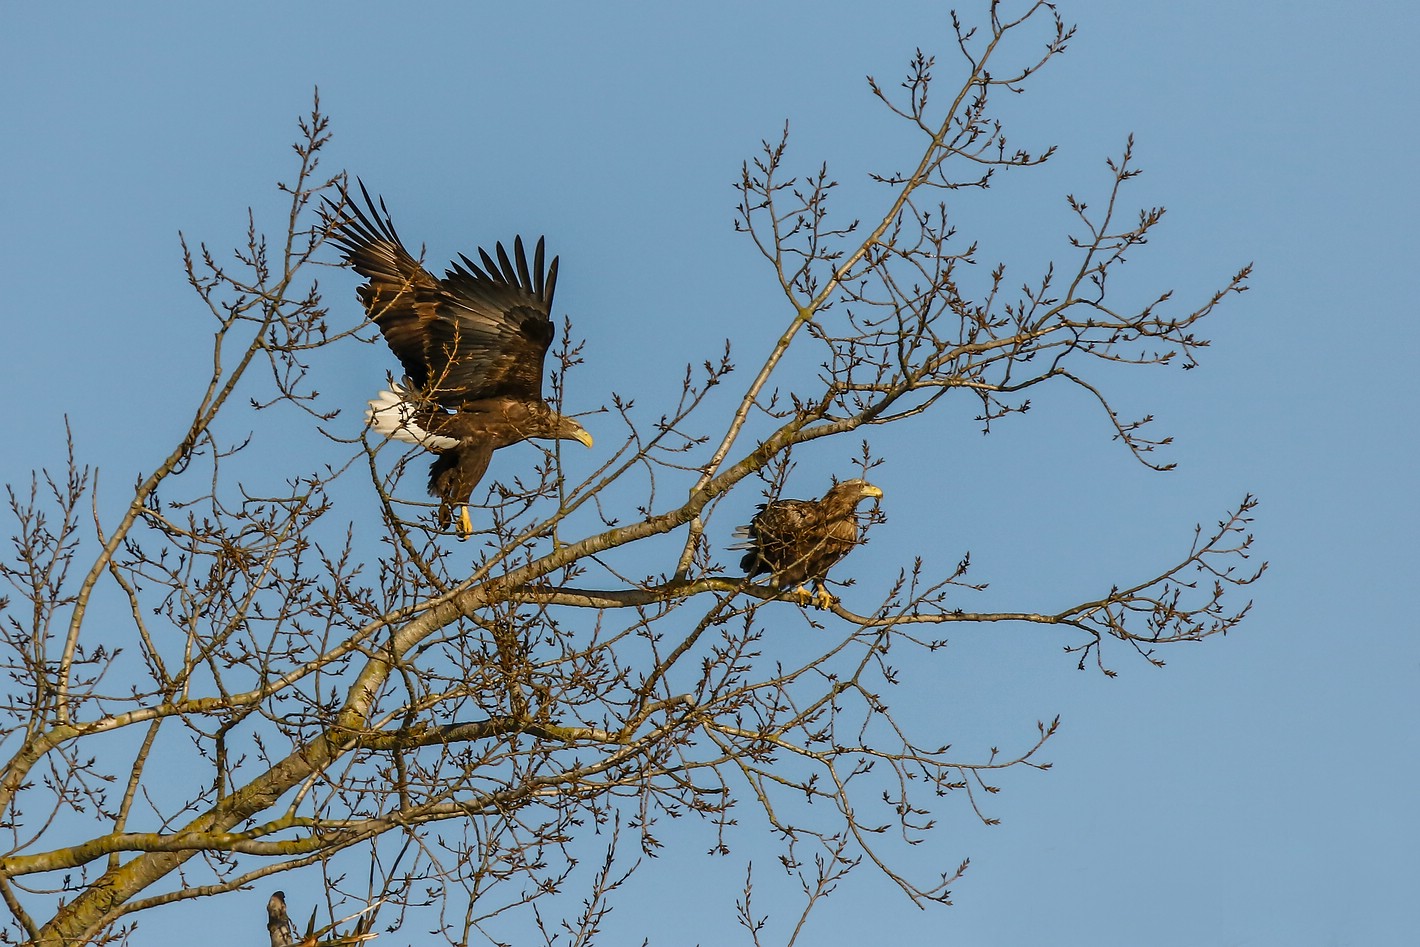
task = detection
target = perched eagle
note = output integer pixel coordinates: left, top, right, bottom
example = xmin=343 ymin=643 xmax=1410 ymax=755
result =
xmin=732 ymin=479 xmax=884 ymax=609
xmin=328 ymin=183 xmax=593 ymax=538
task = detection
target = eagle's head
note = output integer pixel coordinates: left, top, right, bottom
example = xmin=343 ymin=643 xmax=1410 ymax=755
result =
xmin=835 ymin=478 xmax=883 ymax=503
xmin=555 ymin=416 xmax=594 ymax=449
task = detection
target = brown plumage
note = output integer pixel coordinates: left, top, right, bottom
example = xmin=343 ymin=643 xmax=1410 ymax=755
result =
xmin=732 ymin=479 xmax=884 ymax=609
xmin=327 ymin=182 xmax=592 ymax=538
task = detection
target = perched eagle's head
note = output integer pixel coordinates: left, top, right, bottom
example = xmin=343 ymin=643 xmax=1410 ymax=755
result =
xmin=832 ymin=478 xmax=884 ymax=505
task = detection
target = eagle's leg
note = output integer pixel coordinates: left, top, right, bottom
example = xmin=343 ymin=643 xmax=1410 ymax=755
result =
xmin=456 ymin=505 xmax=473 ymax=541
xmin=789 ymin=584 xmax=813 ymax=607
xmin=810 ymin=582 xmax=837 ymax=610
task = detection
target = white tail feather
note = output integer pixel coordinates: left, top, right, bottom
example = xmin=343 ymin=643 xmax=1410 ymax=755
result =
xmin=727 ymin=525 xmax=755 ymax=551
xmin=366 ymin=383 xmax=459 ymax=450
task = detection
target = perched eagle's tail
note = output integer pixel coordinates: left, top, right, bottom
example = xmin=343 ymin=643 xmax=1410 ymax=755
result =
xmin=726 ymin=525 xmax=756 ymax=552
xmin=728 ymin=524 xmax=767 ymax=577
xmin=366 ymin=381 xmax=459 ymax=450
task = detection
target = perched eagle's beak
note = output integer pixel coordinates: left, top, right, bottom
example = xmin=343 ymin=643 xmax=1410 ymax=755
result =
xmin=861 ymin=483 xmax=884 ymax=500
xmin=571 ymin=426 xmax=594 ymax=449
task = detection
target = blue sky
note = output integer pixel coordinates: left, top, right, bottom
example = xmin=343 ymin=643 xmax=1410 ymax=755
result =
xmin=1 ymin=2 xmax=1416 ymax=945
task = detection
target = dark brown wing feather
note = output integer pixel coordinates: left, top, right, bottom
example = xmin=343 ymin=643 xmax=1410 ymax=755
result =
xmin=740 ymin=494 xmax=864 ymax=586
xmin=741 ymin=499 xmax=819 ymax=579
xmin=439 ymin=240 xmax=557 ymax=404
xmin=327 ymin=181 xmax=558 ymax=409
xmin=325 ymin=181 xmax=447 ymax=386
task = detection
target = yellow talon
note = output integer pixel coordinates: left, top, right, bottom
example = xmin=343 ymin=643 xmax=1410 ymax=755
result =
xmin=457 ymin=505 xmax=473 ymax=541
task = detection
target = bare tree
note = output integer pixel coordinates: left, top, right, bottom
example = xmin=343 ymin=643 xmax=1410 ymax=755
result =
xmin=0 ymin=4 xmax=1262 ymax=944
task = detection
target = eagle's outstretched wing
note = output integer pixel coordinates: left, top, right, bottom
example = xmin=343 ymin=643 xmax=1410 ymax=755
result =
xmin=327 ymin=181 xmax=558 ymax=408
